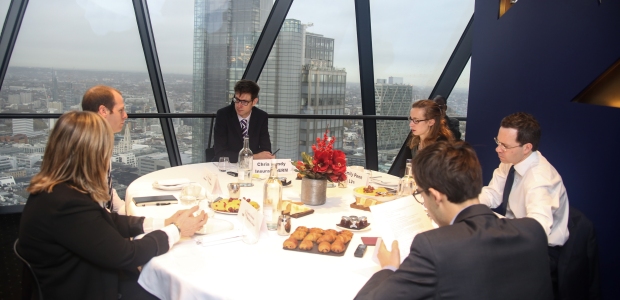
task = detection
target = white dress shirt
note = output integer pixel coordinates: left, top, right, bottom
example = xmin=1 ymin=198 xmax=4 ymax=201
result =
xmin=479 ymin=151 xmax=569 ymax=246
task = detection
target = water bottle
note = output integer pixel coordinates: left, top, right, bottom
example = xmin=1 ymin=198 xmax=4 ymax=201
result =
xmin=238 ymin=137 xmax=253 ymax=185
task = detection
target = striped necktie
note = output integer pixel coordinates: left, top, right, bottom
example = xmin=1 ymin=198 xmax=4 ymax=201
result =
xmin=106 ymin=164 xmax=113 ymax=211
xmin=240 ymin=119 xmax=248 ymax=138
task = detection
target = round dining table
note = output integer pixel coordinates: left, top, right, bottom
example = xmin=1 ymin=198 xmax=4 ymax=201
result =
xmin=125 ymin=162 xmax=400 ymax=300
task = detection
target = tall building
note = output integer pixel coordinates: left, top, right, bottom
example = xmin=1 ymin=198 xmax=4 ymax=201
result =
xmin=12 ymin=119 xmax=34 ymax=137
xmin=191 ymin=2 xmax=346 ymax=162
xmin=191 ymin=0 xmax=272 ymax=163
xmin=375 ymin=80 xmax=413 ymax=150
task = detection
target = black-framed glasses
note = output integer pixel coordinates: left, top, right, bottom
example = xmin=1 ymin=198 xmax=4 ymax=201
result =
xmin=413 ymin=189 xmax=424 ymax=205
xmin=493 ymin=137 xmax=522 ymax=151
xmin=232 ymin=96 xmax=252 ymax=106
xmin=408 ymin=116 xmax=429 ymax=124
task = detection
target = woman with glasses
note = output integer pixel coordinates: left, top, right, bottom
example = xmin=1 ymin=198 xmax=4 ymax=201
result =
xmin=389 ymin=100 xmax=453 ymax=177
xmin=17 ymin=111 xmax=207 ymax=299
xmin=407 ymin=99 xmax=454 ymax=159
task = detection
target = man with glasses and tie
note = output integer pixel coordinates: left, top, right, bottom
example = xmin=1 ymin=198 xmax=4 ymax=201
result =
xmin=213 ymin=80 xmax=274 ymax=163
xmin=355 ymin=141 xmax=552 ymax=299
xmin=479 ymin=112 xmax=569 ymax=295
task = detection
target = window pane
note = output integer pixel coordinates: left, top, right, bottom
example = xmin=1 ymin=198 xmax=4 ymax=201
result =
xmin=0 ymin=0 xmax=155 ymax=113
xmin=0 ymin=0 xmax=10 ymax=24
xmin=189 ymin=0 xmax=271 ymax=163
xmin=369 ymin=0 xmax=474 ymax=89
xmin=450 ymin=58 xmax=471 ymax=140
xmin=257 ymin=0 xmax=363 ymax=166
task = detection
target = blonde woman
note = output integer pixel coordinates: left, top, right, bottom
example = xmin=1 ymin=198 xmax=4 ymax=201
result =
xmin=17 ymin=111 xmax=207 ymax=299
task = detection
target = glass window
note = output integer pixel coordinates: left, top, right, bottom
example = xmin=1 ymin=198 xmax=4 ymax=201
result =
xmin=370 ymin=0 xmax=473 ymax=171
xmin=0 ymin=0 xmax=10 ymax=23
xmin=449 ymin=58 xmax=471 ymax=140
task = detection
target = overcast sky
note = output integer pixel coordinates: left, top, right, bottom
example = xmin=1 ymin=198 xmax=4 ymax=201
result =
xmin=3 ymin=0 xmax=473 ymax=87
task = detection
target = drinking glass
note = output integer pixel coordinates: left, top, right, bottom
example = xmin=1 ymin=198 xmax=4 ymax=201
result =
xmin=180 ymin=183 xmax=203 ymax=207
xmin=218 ymin=157 xmax=229 ymax=172
xmin=227 ymin=182 xmax=241 ymax=200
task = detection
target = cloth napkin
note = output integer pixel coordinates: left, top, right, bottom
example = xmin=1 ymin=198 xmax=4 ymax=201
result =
xmin=155 ymin=178 xmax=191 ymax=186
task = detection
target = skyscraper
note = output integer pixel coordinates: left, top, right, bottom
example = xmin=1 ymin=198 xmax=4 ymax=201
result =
xmin=375 ymin=80 xmax=413 ymax=150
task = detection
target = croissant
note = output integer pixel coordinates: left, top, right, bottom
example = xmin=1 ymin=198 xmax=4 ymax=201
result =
xmin=291 ymin=230 xmax=307 ymax=241
xmin=339 ymin=229 xmax=353 ymax=237
xmin=338 ymin=233 xmax=352 ymax=244
xmin=299 ymin=240 xmax=314 ymax=251
xmin=283 ymin=238 xmax=298 ymax=249
xmin=334 ymin=235 xmax=346 ymax=243
xmin=309 ymin=228 xmax=324 ymax=234
xmin=295 ymin=226 xmax=308 ymax=233
xmin=324 ymin=229 xmax=338 ymax=236
xmin=317 ymin=234 xmax=336 ymax=243
xmin=318 ymin=241 xmax=331 ymax=253
xmin=303 ymin=232 xmax=321 ymax=242
xmin=331 ymin=240 xmax=345 ymax=253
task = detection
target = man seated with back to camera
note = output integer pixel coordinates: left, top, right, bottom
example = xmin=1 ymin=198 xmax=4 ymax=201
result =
xmin=355 ymin=141 xmax=552 ymax=300
xmin=213 ymin=79 xmax=274 ymax=163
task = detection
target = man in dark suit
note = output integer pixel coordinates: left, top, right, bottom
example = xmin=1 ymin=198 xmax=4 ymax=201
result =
xmin=355 ymin=141 xmax=552 ymax=300
xmin=213 ymin=80 xmax=274 ymax=163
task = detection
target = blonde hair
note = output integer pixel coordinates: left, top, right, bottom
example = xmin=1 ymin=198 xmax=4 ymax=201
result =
xmin=28 ymin=111 xmax=114 ymax=203
xmin=408 ymin=99 xmax=454 ymax=149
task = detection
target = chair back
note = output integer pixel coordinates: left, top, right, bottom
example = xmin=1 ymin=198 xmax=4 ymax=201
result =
xmin=13 ymin=239 xmax=43 ymax=300
xmin=557 ymin=207 xmax=601 ymax=300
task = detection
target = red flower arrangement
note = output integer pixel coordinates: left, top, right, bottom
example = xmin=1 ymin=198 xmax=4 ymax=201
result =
xmin=294 ymin=131 xmax=347 ymax=183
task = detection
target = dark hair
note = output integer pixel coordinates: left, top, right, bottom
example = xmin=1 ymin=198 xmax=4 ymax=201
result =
xmin=500 ymin=112 xmax=541 ymax=151
xmin=82 ymin=85 xmax=121 ymax=113
xmin=432 ymin=95 xmax=447 ymax=112
xmin=234 ymin=80 xmax=260 ymax=100
xmin=412 ymin=141 xmax=483 ymax=204
xmin=408 ymin=99 xmax=453 ymax=149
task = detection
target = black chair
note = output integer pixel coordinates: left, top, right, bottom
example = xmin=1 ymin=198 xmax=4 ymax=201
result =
xmin=557 ymin=207 xmax=601 ymax=300
xmin=13 ymin=239 xmax=43 ymax=300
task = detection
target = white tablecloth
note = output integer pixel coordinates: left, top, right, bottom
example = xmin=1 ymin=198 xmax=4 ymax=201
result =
xmin=126 ymin=163 xmax=400 ymax=300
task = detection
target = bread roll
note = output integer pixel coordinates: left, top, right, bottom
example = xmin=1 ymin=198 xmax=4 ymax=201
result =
xmin=283 ymin=238 xmax=298 ymax=249
xmin=299 ymin=240 xmax=314 ymax=251
xmin=318 ymin=241 xmax=331 ymax=253
xmin=331 ymin=240 xmax=345 ymax=253
xmin=291 ymin=230 xmax=307 ymax=241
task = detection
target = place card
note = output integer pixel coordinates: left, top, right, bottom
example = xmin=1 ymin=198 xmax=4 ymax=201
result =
xmin=346 ymin=166 xmax=368 ymax=188
xmin=253 ymin=159 xmax=294 ymax=175
xmin=237 ymin=199 xmax=263 ymax=243
xmin=204 ymin=168 xmax=223 ymax=196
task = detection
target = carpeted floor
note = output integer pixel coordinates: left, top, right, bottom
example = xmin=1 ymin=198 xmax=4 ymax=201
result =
xmin=0 ymin=213 xmax=23 ymax=300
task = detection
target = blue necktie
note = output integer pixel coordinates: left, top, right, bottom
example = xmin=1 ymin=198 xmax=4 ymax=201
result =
xmin=240 ymin=119 xmax=248 ymax=138
xmin=496 ymin=165 xmax=515 ymax=216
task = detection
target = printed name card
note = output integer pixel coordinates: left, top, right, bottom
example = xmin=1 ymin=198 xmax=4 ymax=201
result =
xmin=346 ymin=166 xmax=368 ymax=188
xmin=253 ymin=159 xmax=294 ymax=174
xmin=237 ymin=199 xmax=263 ymax=243
xmin=204 ymin=168 xmax=223 ymax=195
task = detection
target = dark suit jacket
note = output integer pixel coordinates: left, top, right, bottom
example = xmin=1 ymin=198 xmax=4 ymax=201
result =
xmin=213 ymin=103 xmax=271 ymax=163
xmin=355 ymin=204 xmax=553 ymax=300
xmin=18 ymin=183 xmax=169 ymax=300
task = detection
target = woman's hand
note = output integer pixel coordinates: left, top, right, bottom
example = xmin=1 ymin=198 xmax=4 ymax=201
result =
xmin=172 ymin=206 xmax=208 ymax=237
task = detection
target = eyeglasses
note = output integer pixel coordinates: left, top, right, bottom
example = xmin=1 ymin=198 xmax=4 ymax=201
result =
xmin=408 ymin=116 xmax=429 ymax=124
xmin=493 ymin=137 xmax=522 ymax=151
xmin=232 ymin=96 xmax=252 ymax=106
xmin=413 ymin=189 xmax=424 ymax=205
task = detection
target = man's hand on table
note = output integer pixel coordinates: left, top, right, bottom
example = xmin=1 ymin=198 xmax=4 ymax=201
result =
xmin=254 ymin=151 xmax=275 ymax=160
xmin=378 ymin=240 xmax=401 ymax=270
xmin=171 ymin=206 xmax=208 ymax=237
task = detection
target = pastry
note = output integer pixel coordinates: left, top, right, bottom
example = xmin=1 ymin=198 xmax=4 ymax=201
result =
xmin=324 ymin=229 xmax=338 ymax=236
xmin=340 ymin=229 xmax=353 ymax=237
xmin=283 ymin=238 xmax=298 ymax=250
xmin=317 ymin=234 xmax=336 ymax=243
xmin=338 ymin=233 xmax=352 ymax=243
xmin=291 ymin=230 xmax=307 ymax=241
xmin=309 ymin=228 xmax=324 ymax=234
xmin=318 ymin=241 xmax=331 ymax=253
xmin=294 ymin=226 xmax=308 ymax=233
xmin=299 ymin=240 xmax=313 ymax=251
xmin=331 ymin=240 xmax=345 ymax=253
xmin=303 ymin=232 xmax=320 ymax=242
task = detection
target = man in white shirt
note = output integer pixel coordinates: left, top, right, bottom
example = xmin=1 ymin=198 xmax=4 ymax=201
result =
xmin=81 ymin=85 xmax=129 ymax=214
xmin=479 ymin=112 xmax=569 ymax=296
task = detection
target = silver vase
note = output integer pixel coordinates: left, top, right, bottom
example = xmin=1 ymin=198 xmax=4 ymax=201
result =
xmin=301 ymin=177 xmax=327 ymax=206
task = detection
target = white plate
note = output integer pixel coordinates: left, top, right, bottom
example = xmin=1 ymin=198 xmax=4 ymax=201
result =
xmin=336 ymin=224 xmax=372 ymax=232
xmin=152 ymin=182 xmax=187 ymax=191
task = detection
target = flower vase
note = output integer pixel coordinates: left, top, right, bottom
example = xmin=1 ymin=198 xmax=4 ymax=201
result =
xmin=301 ymin=177 xmax=327 ymax=206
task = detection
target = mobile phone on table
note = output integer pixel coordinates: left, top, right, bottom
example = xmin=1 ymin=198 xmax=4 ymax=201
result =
xmin=227 ymin=171 xmax=238 ymax=177
xmin=133 ymin=195 xmax=178 ymax=206
xmin=354 ymin=244 xmax=367 ymax=258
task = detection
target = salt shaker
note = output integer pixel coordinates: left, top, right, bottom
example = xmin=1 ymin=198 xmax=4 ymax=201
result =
xmin=277 ymin=213 xmax=291 ymax=236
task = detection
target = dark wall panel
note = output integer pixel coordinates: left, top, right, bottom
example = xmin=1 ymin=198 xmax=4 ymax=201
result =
xmin=468 ymin=0 xmax=620 ymax=298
